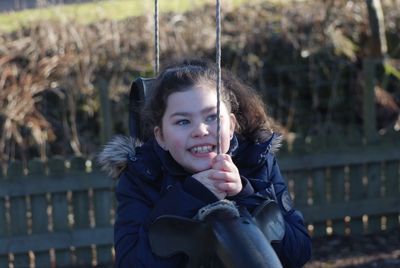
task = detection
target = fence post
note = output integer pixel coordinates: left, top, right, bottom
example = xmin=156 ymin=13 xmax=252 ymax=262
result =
xmin=29 ymin=159 xmax=51 ymax=267
xmin=7 ymin=161 xmax=30 ymax=267
xmin=70 ymin=157 xmax=93 ymax=266
xmin=348 ymin=164 xmax=366 ymax=235
xmin=93 ymin=161 xmax=114 ymax=265
xmin=366 ymin=162 xmax=383 ymax=233
xmin=49 ymin=157 xmax=72 ymax=266
xmin=384 ymin=161 xmax=400 ymax=231
xmin=311 ymin=168 xmax=327 ymax=237
xmin=330 ymin=166 xmax=346 ymax=235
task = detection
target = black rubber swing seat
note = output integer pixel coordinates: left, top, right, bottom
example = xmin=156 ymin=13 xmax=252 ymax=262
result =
xmin=129 ymin=77 xmax=155 ymax=142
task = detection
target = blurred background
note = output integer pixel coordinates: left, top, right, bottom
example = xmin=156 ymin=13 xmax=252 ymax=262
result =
xmin=0 ymin=0 xmax=399 ymax=267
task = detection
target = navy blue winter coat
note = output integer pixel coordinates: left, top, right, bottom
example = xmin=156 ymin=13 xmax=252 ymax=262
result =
xmin=99 ymin=133 xmax=312 ymax=267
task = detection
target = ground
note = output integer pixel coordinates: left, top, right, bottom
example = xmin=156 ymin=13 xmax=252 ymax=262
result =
xmin=305 ymin=229 xmax=400 ymax=268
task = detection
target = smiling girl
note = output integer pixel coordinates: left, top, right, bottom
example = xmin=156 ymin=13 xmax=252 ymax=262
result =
xmin=99 ymin=59 xmax=311 ymax=267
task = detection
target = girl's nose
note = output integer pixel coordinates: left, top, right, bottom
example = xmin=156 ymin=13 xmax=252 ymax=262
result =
xmin=191 ymin=122 xmax=210 ymax=137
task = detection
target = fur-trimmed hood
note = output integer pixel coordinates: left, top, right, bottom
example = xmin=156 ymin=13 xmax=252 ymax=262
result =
xmin=97 ymin=136 xmax=138 ymax=178
xmin=98 ymin=133 xmax=283 ymax=179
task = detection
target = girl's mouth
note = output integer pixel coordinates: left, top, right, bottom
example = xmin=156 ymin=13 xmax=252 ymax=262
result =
xmin=189 ymin=145 xmax=215 ymax=154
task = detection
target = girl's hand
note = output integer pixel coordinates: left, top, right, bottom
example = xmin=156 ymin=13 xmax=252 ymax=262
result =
xmin=192 ymin=154 xmax=241 ymax=199
xmin=211 ymin=154 xmax=242 ymax=196
xmin=192 ymin=169 xmax=227 ymax=200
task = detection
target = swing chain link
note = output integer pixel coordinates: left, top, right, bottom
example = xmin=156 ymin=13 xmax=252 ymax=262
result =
xmin=154 ymin=0 xmax=160 ymax=74
xmin=216 ymin=0 xmax=222 ymax=154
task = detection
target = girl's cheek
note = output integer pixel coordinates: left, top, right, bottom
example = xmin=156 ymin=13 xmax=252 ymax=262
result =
xmin=170 ymin=134 xmax=186 ymax=148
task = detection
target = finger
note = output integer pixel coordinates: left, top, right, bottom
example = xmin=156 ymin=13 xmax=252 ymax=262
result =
xmin=192 ymin=170 xmax=218 ymax=187
xmin=211 ymin=171 xmax=240 ymax=182
xmin=216 ymin=182 xmax=242 ymax=195
xmin=193 ymin=169 xmax=214 ymax=179
xmin=212 ymin=158 xmax=237 ymax=172
xmin=213 ymin=154 xmax=232 ymax=163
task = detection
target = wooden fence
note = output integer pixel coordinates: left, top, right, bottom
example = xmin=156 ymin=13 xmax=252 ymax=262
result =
xmin=0 ymin=157 xmax=115 ymax=268
xmin=280 ymin=144 xmax=400 ymax=238
xmin=0 ymin=144 xmax=399 ymax=267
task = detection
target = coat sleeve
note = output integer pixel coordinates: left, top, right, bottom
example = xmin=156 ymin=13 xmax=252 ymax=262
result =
xmin=268 ymin=155 xmax=312 ymax=268
xmin=114 ymin=171 xmax=212 ymax=268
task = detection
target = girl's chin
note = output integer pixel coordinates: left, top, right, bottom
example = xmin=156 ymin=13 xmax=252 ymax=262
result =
xmin=186 ymin=162 xmax=212 ymax=173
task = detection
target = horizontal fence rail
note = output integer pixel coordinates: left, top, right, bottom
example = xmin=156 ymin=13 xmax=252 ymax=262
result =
xmin=0 ymin=143 xmax=399 ymax=267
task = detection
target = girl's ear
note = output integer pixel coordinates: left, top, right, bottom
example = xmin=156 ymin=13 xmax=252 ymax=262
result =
xmin=154 ymin=126 xmax=167 ymax=150
xmin=229 ymin=113 xmax=236 ymax=138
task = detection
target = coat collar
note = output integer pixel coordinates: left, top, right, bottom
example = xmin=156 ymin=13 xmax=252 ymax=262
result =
xmin=152 ymin=138 xmax=188 ymax=177
xmin=231 ymin=133 xmax=282 ymax=169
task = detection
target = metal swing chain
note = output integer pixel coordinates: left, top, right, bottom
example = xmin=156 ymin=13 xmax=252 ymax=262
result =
xmin=154 ymin=0 xmax=160 ymax=74
xmin=216 ymin=0 xmax=222 ymax=155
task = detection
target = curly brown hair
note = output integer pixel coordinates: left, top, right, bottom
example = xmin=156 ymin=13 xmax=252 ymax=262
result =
xmin=141 ymin=58 xmax=276 ymax=142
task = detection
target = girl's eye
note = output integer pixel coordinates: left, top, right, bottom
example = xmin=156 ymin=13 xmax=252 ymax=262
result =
xmin=175 ymin=119 xmax=190 ymax=126
xmin=206 ymin=114 xmax=218 ymax=123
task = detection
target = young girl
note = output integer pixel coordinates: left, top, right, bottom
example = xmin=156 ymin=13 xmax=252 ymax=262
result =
xmin=99 ymin=59 xmax=312 ymax=267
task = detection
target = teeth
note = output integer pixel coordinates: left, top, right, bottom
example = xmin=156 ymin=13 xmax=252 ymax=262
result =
xmin=191 ymin=146 xmax=213 ymax=153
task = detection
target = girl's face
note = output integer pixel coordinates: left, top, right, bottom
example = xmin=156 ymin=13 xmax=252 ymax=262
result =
xmin=154 ymin=84 xmax=236 ymax=173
